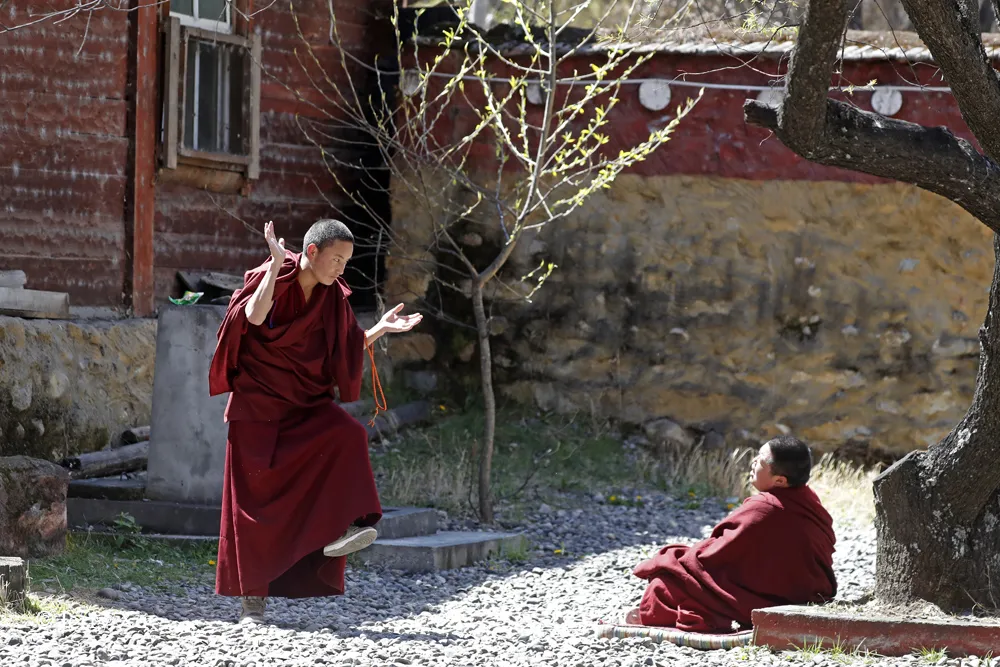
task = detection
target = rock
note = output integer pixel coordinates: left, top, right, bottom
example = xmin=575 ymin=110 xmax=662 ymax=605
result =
xmin=97 ymin=587 xmax=122 ymax=601
xmin=403 ymin=371 xmax=439 ymax=394
xmin=460 ymin=233 xmax=483 ymax=247
xmin=642 ymin=419 xmax=695 ymax=450
xmin=390 ymin=333 xmax=437 ymax=363
xmin=701 ymin=430 xmax=726 ymax=450
xmin=0 ymin=456 xmax=70 ymax=557
xmin=458 ymin=342 xmax=476 ymax=363
xmin=487 ymin=317 xmax=509 ymax=336
xmin=9 ymin=381 xmax=32 ymax=412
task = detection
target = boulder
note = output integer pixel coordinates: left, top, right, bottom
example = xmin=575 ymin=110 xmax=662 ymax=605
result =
xmin=643 ymin=418 xmax=696 ymax=451
xmin=0 ymin=456 xmax=70 ymax=558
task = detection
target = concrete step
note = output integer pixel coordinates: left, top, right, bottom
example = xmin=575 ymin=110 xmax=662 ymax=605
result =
xmin=68 ymin=498 xmax=220 ymax=536
xmin=68 ymin=498 xmax=438 ymax=540
xmin=69 ymin=476 xmax=147 ymax=501
xmin=358 ymin=530 xmax=527 ymax=572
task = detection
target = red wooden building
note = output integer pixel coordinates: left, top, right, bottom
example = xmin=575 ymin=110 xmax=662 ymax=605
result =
xmin=0 ymin=0 xmax=391 ymax=315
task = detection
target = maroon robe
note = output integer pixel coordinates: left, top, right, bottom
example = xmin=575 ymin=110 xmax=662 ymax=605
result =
xmin=208 ymin=250 xmax=381 ymax=598
xmin=633 ymin=486 xmax=837 ymax=633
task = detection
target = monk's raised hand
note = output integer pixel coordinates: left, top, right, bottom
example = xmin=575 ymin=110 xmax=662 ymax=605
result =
xmin=264 ymin=221 xmax=285 ymax=265
xmin=378 ymin=303 xmax=423 ymax=335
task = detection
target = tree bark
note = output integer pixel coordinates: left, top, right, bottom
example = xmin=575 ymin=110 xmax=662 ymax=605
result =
xmin=472 ymin=282 xmax=496 ymax=524
xmin=744 ymin=0 xmax=1000 ymax=610
xmin=874 ymin=236 xmax=1000 ymax=609
xmin=0 ymin=557 xmax=27 ymax=613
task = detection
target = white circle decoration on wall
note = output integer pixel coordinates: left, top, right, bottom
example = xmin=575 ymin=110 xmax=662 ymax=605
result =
xmin=871 ymin=87 xmax=903 ymax=117
xmin=527 ymin=82 xmax=545 ymax=105
xmin=400 ymin=70 xmax=421 ymax=97
xmin=756 ymin=88 xmax=785 ymax=109
xmin=638 ymin=80 xmax=672 ymax=111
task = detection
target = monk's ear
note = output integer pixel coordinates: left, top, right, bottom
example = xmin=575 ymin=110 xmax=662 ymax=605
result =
xmin=773 ymin=475 xmax=789 ymax=488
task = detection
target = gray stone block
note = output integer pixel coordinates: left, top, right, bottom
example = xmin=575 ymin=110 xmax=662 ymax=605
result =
xmin=375 ymin=507 xmax=438 ymax=539
xmin=358 ymin=530 xmax=526 ymax=572
xmin=68 ymin=498 xmax=222 ymax=536
xmin=145 ymin=305 xmax=229 ymax=505
xmin=67 ymin=499 xmax=437 ymax=541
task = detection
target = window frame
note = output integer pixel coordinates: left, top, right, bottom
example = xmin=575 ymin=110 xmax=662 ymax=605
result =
xmin=161 ymin=14 xmax=261 ymax=180
xmin=169 ymin=0 xmax=234 ymax=34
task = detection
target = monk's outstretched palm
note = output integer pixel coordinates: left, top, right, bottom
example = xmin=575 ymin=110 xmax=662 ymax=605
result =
xmin=378 ymin=303 xmax=422 ymax=335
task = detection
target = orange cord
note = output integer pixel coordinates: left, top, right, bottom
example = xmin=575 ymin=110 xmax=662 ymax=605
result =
xmin=367 ymin=345 xmax=388 ymax=427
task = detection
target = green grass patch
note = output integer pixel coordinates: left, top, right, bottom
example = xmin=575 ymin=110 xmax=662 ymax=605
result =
xmin=28 ymin=532 xmax=218 ymax=595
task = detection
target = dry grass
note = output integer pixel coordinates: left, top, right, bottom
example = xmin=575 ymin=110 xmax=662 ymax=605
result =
xmin=374 ymin=405 xmax=877 ymax=525
xmin=378 ymin=438 xmax=473 ymax=511
xmin=810 ymin=454 xmax=879 ymax=526
xmin=631 ymin=444 xmax=757 ymax=502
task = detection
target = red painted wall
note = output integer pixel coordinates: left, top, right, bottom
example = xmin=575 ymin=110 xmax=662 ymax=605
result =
xmin=0 ymin=7 xmax=131 ymax=306
xmin=422 ymin=49 xmax=973 ymax=184
xmin=1 ymin=0 xmax=390 ymax=308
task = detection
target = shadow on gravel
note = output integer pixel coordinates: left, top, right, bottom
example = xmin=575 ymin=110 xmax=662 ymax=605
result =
xmin=111 ymin=496 xmax=732 ymax=632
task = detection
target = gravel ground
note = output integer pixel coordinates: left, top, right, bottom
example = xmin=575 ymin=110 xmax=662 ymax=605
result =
xmin=0 ymin=491 xmax=986 ymax=667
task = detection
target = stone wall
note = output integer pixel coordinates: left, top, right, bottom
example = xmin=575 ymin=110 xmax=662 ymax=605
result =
xmin=0 ymin=316 xmax=156 ymax=460
xmin=386 ymin=174 xmax=993 ymax=458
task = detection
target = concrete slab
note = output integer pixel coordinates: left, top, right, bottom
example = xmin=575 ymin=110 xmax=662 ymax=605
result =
xmin=68 ymin=498 xmax=221 ymax=536
xmin=70 ymin=530 xmax=217 ymax=545
xmin=752 ymin=604 xmax=1000 ymax=658
xmin=68 ymin=499 xmax=437 ymax=541
xmin=145 ymin=305 xmax=229 ymax=505
xmin=358 ymin=530 xmax=526 ymax=572
xmin=69 ymin=477 xmax=146 ymax=501
xmin=376 ymin=507 xmax=438 ymax=539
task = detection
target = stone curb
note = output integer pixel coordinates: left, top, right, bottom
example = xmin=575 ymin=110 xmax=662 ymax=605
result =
xmin=752 ymin=604 xmax=1000 ymax=658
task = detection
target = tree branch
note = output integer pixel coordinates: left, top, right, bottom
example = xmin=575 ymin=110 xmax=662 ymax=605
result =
xmin=746 ymin=100 xmax=1000 ymax=232
xmin=901 ymin=0 xmax=1000 ymax=163
xmin=776 ymin=0 xmax=851 ymax=156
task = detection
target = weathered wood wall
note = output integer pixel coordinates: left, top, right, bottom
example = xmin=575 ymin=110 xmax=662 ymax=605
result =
xmin=0 ymin=6 xmax=131 ymax=307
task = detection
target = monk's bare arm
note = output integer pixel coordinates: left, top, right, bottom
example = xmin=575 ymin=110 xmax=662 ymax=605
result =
xmin=364 ymin=304 xmax=423 ymax=347
xmin=245 ymin=262 xmax=282 ymax=326
xmin=245 ymin=221 xmax=287 ymax=327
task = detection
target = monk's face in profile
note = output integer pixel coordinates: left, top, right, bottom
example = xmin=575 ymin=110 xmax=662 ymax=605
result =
xmin=750 ymin=443 xmax=789 ymax=492
xmin=306 ymin=240 xmax=354 ymax=285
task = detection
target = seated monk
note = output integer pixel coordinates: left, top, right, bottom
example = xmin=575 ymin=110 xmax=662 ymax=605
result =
xmin=629 ymin=435 xmax=837 ymax=633
xmin=208 ymin=219 xmax=422 ymax=623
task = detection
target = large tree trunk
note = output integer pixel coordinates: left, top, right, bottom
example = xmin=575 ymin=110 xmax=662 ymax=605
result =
xmin=873 ymin=236 xmax=1000 ymax=610
xmin=743 ymin=0 xmax=1000 ymax=612
xmin=471 ymin=282 xmax=497 ymax=524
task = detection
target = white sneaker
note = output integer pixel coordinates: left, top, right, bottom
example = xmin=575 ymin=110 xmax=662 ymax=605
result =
xmin=239 ymin=596 xmax=267 ymax=624
xmin=323 ymin=525 xmax=378 ymax=557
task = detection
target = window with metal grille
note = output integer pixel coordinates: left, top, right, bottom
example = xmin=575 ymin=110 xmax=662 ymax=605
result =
xmin=161 ymin=11 xmax=261 ymax=179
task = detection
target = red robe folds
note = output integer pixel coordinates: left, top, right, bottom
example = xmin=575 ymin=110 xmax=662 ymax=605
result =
xmin=208 ymin=250 xmax=381 ymax=598
xmin=633 ymin=486 xmax=837 ymax=633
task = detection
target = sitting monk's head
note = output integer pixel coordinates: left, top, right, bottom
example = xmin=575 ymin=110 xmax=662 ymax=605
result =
xmin=302 ymin=219 xmax=355 ymax=285
xmin=751 ymin=436 xmax=813 ymax=492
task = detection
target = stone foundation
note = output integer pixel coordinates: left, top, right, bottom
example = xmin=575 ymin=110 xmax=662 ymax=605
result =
xmin=0 ymin=316 xmax=156 ymax=460
xmin=387 ymin=174 xmax=993 ymax=457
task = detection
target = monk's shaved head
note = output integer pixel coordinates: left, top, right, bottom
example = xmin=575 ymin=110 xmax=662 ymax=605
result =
xmin=304 ymin=219 xmax=354 ymax=252
xmin=764 ymin=436 xmax=813 ymax=487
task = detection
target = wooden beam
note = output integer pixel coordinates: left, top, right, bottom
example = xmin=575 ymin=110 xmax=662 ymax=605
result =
xmin=0 ymin=287 xmax=70 ymax=319
xmin=125 ymin=0 xmax=158 ymax=317
xmin=61 ymin=442 xmax=150 ymax=480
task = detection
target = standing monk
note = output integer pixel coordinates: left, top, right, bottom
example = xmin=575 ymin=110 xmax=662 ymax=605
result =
xmin=208 ymin=219 xmax=422 ymax=623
